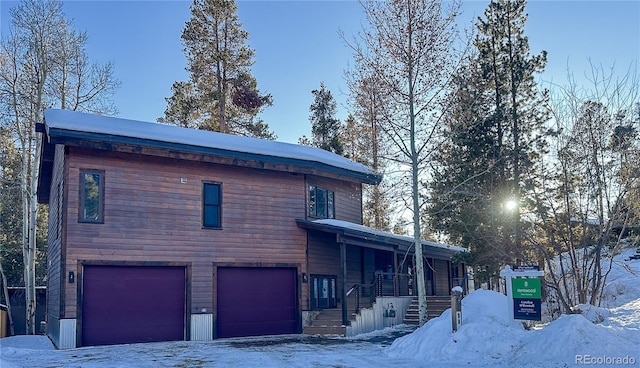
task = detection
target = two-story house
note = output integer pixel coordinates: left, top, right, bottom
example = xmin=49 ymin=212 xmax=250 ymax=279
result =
xmin=37 ymin=109 xmax=464 ymax=348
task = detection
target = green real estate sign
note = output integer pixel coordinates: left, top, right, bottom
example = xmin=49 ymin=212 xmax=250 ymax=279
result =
xmin=511 ymin=277 xmax=541 ymax=299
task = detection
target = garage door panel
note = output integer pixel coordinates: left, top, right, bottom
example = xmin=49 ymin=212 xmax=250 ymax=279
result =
xmin=219 ymin=307 xmax=297 ymax=324
xmin=217 ymin=267 xmax=297 ymax=338
xmin=82 ymin=265 xmax=186 ymax=346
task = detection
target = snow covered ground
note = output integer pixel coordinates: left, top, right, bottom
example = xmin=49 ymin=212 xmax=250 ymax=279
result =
xmin=1 ymin=247 xmax=638 ymax=368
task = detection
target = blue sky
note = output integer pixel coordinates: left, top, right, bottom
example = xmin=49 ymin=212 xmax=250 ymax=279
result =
xmin=1 ymin=0 xmax=638 ymax=144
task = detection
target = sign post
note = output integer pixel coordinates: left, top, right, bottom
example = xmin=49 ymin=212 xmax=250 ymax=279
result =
xmin=451 ymin=286 xmax=463 ymax=332
xmin=500 ymin=265 xmax=543 ymax=321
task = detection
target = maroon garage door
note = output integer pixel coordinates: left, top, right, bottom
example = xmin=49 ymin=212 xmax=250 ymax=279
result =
xmin=82 ymin=265 xmax=186 ymax=346
xmin=217 ymin=267 xmax=298 ymax=338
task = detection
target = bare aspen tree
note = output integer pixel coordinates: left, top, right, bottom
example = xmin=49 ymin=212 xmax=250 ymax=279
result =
xmin=531 ymin=62 xmax=639 ymax=313
xmin=344 ymin=0 xmax=463 ymax=326
xmin=0 ymin=0 xmax=118 ymax=333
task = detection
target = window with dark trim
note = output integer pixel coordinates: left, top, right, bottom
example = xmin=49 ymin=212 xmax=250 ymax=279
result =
xmin=79 ymin=170 xmax=104 ymax=223
xmin=308 ymin=185 xmax=335 ymax=219
xmin=203 ymin=182 xmax=222 ymax=228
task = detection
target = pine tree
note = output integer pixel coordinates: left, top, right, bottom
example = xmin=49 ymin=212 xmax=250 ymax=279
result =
xmin=160 ymin=0 xmax=275 ymax=139
xmin=428 ymin=0 xmax=550 ymax=281
xmin=344 ymin=71 xmax=392 ymax=231
xmin=428 ymin=57 xmax=509 ymax=282
xmin=308 ymin=82 xmax=343 ymax=155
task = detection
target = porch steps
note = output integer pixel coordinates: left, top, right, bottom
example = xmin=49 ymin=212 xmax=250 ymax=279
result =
xmin=303 ymin=304 xmax=360 ymax=336
xmin=403 ymin=296 xmax=451 ymax=325
xmin=303 ymin=308 xmax=347 ymax=335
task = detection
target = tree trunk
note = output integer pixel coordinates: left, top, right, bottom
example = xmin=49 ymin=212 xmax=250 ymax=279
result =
xmin=26 ymin=130 xmax=41 ymax=334
xmin=413 ymin=155 xmax=428 ymax=325
xmin=405 ymin=2 xmax=427 ymax=326
xmin=21 ymin=140 xmax=33 ymax=334
xmin=408 ymin=65 xmax=428 ymax=324
xmin=21 ymin=130 xmax=42 ymax=335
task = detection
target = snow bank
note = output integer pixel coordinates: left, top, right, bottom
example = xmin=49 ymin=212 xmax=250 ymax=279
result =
xmin=513 ymin=313 xmax=637 ymax=367
xmin=0 ymin=336 xmax=56 ymax=368
xmin=0 ymin=335 xmax=55 ymax=350
xmin=387 ymin=290 xmax=526 ymax=366
xmin=387 ymin=247 xmax=640 ymax=367
xmin=573 ymin=303 xmax=610 ymax=323
xmin=601 ymin=248 xmax=640 ymax=308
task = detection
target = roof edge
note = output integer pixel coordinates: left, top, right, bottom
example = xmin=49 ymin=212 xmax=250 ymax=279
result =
xmin=46 ymin=127 xmax=383 ymax=185
xmin=296 ymin=218 xmax=467 ymax=255
xmin=42 ymin=109 xmax=383 ymax=185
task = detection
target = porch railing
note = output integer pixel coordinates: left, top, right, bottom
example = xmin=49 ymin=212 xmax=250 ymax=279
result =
xmin=374 ymin=271 xmax=414 ymax=297
xmin=346 ymin=283 xmax=374 ymax=315
xmin=345 ymin=271 xmax=415 ymax=314
xmin=342 ymin=271 xmax=467 ymax=326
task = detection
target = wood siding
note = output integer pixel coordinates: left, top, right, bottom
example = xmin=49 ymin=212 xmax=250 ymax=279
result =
xmin=46 ymin=145 xmax=65 ymax=320
xmin=307 ymin=231 xmax=339 ymax=280
xmin=306 ymin=230 xmax=364 ymax=306
xmin=62 ymin=147 xmax=308 ymax=317
xmin=345 ymin=245 xmax=363 ymax=290
xmin=434 ymin=259 xmax=450 ymax=296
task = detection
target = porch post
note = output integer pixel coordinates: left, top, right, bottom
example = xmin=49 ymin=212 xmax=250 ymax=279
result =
xmin=393 ymin=250 xmax=399 ymax=296
xmin=339 ymin=237 xmax=348 ymax=326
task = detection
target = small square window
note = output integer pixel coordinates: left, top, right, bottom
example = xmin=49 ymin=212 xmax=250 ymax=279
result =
xmin=79 ymin=170 xmax=104 ymax=223
xmin=203 ymin=182 xmax=222 ymax=228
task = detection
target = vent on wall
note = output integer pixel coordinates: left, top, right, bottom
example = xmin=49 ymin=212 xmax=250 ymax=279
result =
xmin=191 ymin=314 xmax=213 ymax=341
xmin=59 ymin=319 xmax=77 ymax=349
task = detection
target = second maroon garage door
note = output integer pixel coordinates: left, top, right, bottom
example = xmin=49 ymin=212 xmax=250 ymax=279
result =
xmin=82 ymin=265 xmax=186 ymax=346
xmin=216 ymin=267 xmax=298 ymax=338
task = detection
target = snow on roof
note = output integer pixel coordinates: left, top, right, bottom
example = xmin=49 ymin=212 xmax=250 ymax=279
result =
xmin=43 ymin=109 xmax=381 ymax=184
xmin=312 ymin=218 xmax=467 ymax=253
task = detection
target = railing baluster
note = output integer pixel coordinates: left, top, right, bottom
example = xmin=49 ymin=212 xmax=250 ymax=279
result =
xmin=343 ymin=272 xmax=418 ymax=321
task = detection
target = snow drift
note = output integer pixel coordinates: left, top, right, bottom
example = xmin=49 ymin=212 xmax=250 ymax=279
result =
xmin=387 ymin=247 xmax=640 ymax=368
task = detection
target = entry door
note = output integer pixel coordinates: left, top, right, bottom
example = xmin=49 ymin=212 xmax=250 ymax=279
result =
xmin=310 ymin=275 xmax=337 ymax=309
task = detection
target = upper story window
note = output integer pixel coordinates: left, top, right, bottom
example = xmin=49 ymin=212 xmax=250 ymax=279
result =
xmin=79 ymin=169 xmax=104 ymax=223
xmin=309 ymin=185 xmax=335 ymax=219
xmin=203 ymin=182 xmax=222 ymax=229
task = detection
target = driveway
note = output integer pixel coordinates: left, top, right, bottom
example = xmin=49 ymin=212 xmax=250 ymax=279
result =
xmin=1 ymin=326 xmax=429 ymax=368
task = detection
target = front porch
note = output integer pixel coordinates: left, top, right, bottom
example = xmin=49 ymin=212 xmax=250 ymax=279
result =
xmin=302 ymin=294 xmax=451 ymax=337
xmin=297 ymin=219 xmax=468 ymax=336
